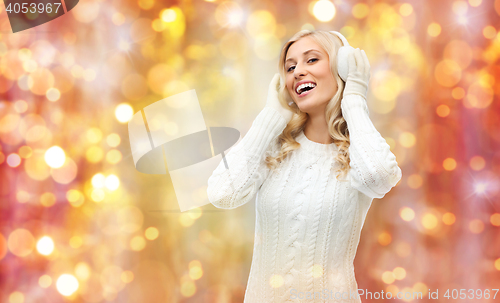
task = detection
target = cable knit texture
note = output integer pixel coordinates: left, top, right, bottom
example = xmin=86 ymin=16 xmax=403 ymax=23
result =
xmin=207 ymin=94 xmax=402 ymax=303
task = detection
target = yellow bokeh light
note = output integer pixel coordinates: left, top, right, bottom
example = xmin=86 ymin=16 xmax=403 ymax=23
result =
xmin=393 ymin=267 xmax=406 ymax=280
xmin=36 ymin=236 xmax=54 ymax=255
xmin=490 ymin=213 xmax=500 ymax=226
xmin=130 ymin=236 xmax=146 ymax=251
xmin=105 ymin=174 xmax=120 ymax=191
xmin=381 ymin=271 xmax=395 ymax=284
xmin=40 ymin=192 xmax=56 ymax=207
xmin=56 ymin=274 xmax=79 ymax=296
xmin=422 ymin=213 xmax=438 ymax=229
xmin=312 ymin=0 xmax=336 ymax=22
xmin=18 ymin=146 xmax=32 ymax=158
xmin=436 ymin=104 xmax=450 ymax=117
xmin=189 ymin=260 xmax=203 ymax=280
xmin=215 ymin=2 xmax=243 ymax=28
xmin=138 ymin=0 xmax=154 ymax=10
xmin=44 ymin=146 xmax=65 ymax=168
xmin=427 ymin=23 xmax=441 ymax=37
xmin=91 ymin=173 xmax=105 ymax=188
xmin=452 ymin=0 xmax=468 ymax=15
xmin=161 ymin=8 xmax=177 ymax=22
xmin=269 ymin=274 xmax=284 ymax=288
xmin=399 ymin=132 xmax=416 ymax=148
xmin=378 ymin=232 xmax=392 ymax=246
xmin=69 ymin=236 xmax=83 ymax=248
xmin=452 ymin=87 xmax=465 ymax=99
xmin=443 ymin=158 xmax=457 ymax=171
xmin=85 ymin=146 xmax=104 ymax=163
xmin=400 ymin=207 xmax=415 ymax=221
xmin=75 ymin=262 xmax=91 ymax=281
xmin=145 ymin=227 xmax=159 ymax=240
xmin=407 ymin=174 xmax=423 ymax=189
xmin=115 ymin=103 xmax=134 ymax=123
xmin=45 ymin=88 xmax=61 ymax=102
xmin=39 ymin=275 xmax=52 ymax=288
xmin=399 ymin=3 xmax=413 ymax=16
xmin=121 ymin=271 xmax=134 ymax=283
xmin=180 ymin=280 xmax=196 ymax=297
xmin=86 ymin=128 xmax=102 ymax=144
xmin=179 ymin=213 xmax=195 ymax=227
xmin=483 ymin=25 xmax=496 ymax=39
xmin=106 ymin=133 xmax=121 ymax=147
xmin=91 ymin=189 xmax=105 ymax=202
xmin=16 ymin=190 xmax=30 ymax=203
xmin=106 ymin=149 xmax=122 ymax=164
xmin=352 ymin=3 xmax=369 ymax=19
xmin=495 ymin=258 xmax=500 ymax=271
xmin=9 ymin=291 xmax=24 ymax=303
xmin=442 ymin=212 xmax=456 ymax=225
xmin=309 ymin=264 xmax=324 ymax=278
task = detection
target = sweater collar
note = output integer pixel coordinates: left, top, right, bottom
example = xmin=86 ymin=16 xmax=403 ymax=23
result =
xmin=296 ymin=130 xmax=338 ymax=156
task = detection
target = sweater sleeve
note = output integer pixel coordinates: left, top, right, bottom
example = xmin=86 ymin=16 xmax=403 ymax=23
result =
xmin=207 ymin=106 xmax=287 ymax=209
xmin=340 ymin=94 xmax=402 ymax=199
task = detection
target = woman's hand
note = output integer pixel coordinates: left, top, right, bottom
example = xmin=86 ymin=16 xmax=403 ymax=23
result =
xmin=344 ymin=48 xmax=370 ymax=101
xmin=265 ymin=73 xmax=293 ymax=124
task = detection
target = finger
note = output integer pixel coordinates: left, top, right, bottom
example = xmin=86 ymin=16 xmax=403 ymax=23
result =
xmin=354 ymin=48 xmax=363 ymax=72
xmin=271 ymin=73 xmax=280 ymax=89
xmin=361 ymin=49 xmax=370 ymax=75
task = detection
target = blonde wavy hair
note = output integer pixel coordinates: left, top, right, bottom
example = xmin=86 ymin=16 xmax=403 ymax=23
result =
xmin=264 ymin=29 xmax=351 ymax=181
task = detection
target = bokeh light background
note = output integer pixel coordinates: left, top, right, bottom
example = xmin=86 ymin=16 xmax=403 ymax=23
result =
xmin=1 ymin=0 xmax=500 ymax=302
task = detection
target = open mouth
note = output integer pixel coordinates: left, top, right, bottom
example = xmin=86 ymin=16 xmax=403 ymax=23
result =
xmin=296 ymin=82 xmax=317 ymax=96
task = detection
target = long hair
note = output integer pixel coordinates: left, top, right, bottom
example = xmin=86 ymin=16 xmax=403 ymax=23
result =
xmin=264 ymin=29 xmax=351 ymax=180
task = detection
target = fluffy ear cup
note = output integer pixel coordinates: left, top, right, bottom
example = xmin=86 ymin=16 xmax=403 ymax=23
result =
xmin=330 ymin=31 xmax=355 ymax=82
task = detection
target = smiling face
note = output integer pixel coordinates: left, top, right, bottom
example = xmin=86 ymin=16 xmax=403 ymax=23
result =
xmin=284 ymin=36 xmax=338 ymax=114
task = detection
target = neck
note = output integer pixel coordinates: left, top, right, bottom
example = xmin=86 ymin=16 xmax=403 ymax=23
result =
xmin=304 ymin=111 xmax=334 ymax=144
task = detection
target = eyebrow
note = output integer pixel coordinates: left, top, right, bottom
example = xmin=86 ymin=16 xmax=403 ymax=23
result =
xmin=285 ymin=49 xmax=322 ymax=64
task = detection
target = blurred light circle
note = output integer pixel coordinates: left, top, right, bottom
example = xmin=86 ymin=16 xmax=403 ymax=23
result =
xmin=40 ymin=192 xmax=56 ymax=207
xmin=246 ymin=10 xmax=275 ymax=37
xmin=106 ymin=150 xmax=122 ymax=164
xmin=215 ymin=2 xmax=243 ymax=28
xmin=75 ymin=262 xmax=91 ymax=281
xmin=91 ymin=173 xmax=106 ymax=188
xmin=86 ymin=128 xmax=102 ymax=144
xmin=422 ymin=213 xmax=438 ymax=229
xmin=39 ymin=275 xmax=52 ymax=288
xmin=130 ymin=236 xmax=146 ymax=251
xmin=442 ymin=212 xmax=456 ymax=225
xmin=0 ymin=233 xmax=7 ymax=261
xmin=253 ymin=34 xmax=281 ymax=60
xmin=312 ymin=0 xmax=336 ymax=22
xmin=18 ymin=145 xmax=32 ymax=158
xmin=147 ymin=64 xmax=176 ymax=95
xmin=101 ymin=265 xmax=125 ymax=292
xmin=106 ymin=133 xmax=121 ymax=147
xmin=72 ymin=0 xmax=100 ymax=23
xmin=161 ymin=9 xmax=177 ymax=22
xmin=427 ymin=22 xmax=441 ymax=37
xmin=30 ymin=68 xmax=55 ymax=95
xmin=91 ymin=189 xmax=105 ymax=202
xmin=118 ymin=206 xmax=144 ymax=233
xmin=25 ymin=150 xmax=51 ymax=181
xmin=469 ymin=156 xmax=485 ymax=171
xmin=8 ymin=291 xmax=24 ymax=303
xmin=86 ymin=146 xmax=104 ymax=163
xmin=381 ymin=271 xmax=395 ymax=284
xmin=469 ymin=219 xmax=484 ymax=233
xmin=44 ymin=146 xmax=66 ymax=168
xmin=56 ymin=274 xmax=79 ymax=296
xmin=399 ymin=207 xmax=415 ymax=221
xmin=8 ymin=228 xmax=35 ymax=257
xmin=434 ymin=59 xmax=461 ymax=87
xmin=398 ymin=132 xmax=416 ymax=148
xmin=464 ymin=81 xmax=494 ymax=108
xmin=105 ymin=174 xmax=120 ymax=191
xmin=51 ymin=157 xmax=78 ymax=184
xmin=145 ymin=227 xmax=159 ymax=240
xmin=36 ymin=236 xmax=54 ymax=255
xmin=6 ymin=153 xmax=21 ymax=167
xmin=270 ymin=274 xmax=284 ymax=288
xmin=0 ymin=113 xmax=20 ymax=133
xmin=13 ymin=100 xmax=28 ymax=113
xmin=443 ymin=40 xmax=472 ymax=69
xmin=115 ymin=103 xmax=134 ymax=123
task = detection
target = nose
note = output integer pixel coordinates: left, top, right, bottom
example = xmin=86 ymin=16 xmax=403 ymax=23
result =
xmin=293 ymin=62 xmax=307 ymax=79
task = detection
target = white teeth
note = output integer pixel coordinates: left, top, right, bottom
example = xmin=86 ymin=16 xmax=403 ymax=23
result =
xmin=296 ymin=82 xmax=316 ymax=94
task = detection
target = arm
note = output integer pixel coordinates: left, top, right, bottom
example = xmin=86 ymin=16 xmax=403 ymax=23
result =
xmin=207 ymin=106 xmax=286 ymax=209
xmin=341 ymin=94 xmax=402 ymax=199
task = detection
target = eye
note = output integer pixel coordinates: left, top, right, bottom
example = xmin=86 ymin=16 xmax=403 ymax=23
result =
xmin=286 ymin=58 xmax=318 ymax=73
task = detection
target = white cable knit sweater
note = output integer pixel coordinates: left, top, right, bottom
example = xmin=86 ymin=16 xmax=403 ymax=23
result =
xmin=207 ymin=94 xmax=402 ymax=303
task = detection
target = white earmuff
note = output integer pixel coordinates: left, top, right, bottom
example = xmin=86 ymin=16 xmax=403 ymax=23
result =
xmin=329 ymin=31 xmax=355 ymax=82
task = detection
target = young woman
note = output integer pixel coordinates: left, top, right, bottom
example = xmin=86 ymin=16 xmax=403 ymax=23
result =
xmin=207 ymin=29 xmax=402 ymax=303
